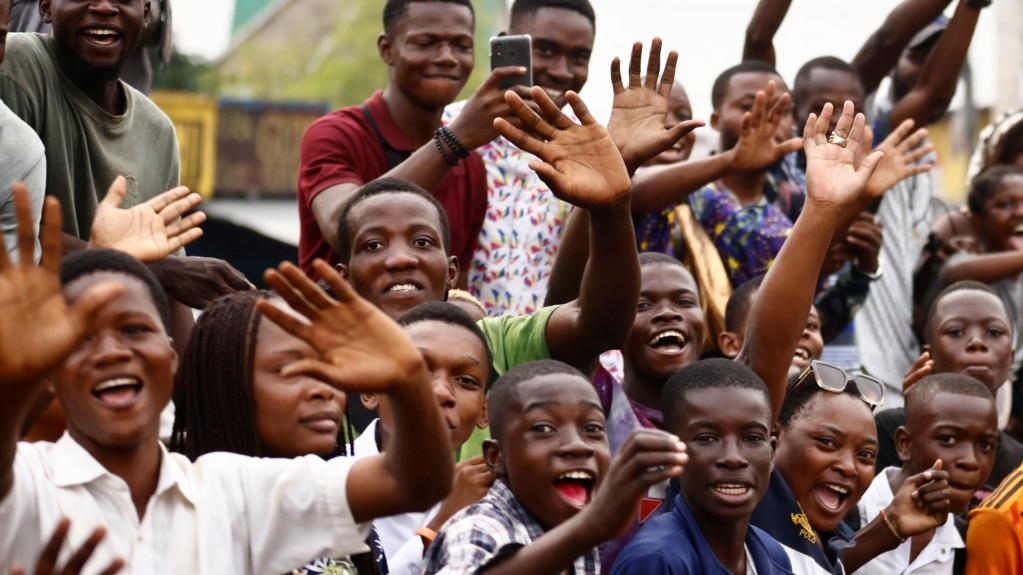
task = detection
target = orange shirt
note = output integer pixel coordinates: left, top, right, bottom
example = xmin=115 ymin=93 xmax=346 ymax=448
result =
xmin=966 ymin=464 xmax=1023 ymax=574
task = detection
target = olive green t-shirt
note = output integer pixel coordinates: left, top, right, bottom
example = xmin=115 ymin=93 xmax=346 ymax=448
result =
xmin=0 ymin=33 xmax=180 ymax=239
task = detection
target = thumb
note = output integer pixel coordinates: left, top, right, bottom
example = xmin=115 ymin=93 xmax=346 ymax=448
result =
xmin=99 ymin=176 xmax=129 ymax=209
xmin=72 ymin=280 xmax=126 ymax=331
xmin=856 ymin=150 xmax=885 ymax=183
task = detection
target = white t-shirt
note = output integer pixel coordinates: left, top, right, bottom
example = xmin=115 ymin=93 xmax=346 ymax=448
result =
xmin=0 ymin=434 xmax=370 ymax=575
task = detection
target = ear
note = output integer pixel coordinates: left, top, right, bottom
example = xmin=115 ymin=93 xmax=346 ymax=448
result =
xmin=717 ymin=331 xmax=742 ymax=359
xmin=483 ymin=438 xmax=506 ymax=478
xmin=710 ymin=111 xmax=720 ymax=131
xmin=361 ymin=393 xmax=380 ymax=411
xmin=143 ymin=0 xmax=152 ymax=28
xmin=446 ymin=256 xmax=459 ymax=289
xmin=894 ymin=425 xmax=912 ymax=465
xmin=336 ymin=263 xmax=350 ymax=281
xmin=475 ymin=402 xmax=489 ymax=430
xmin=39 ymin=0 xmax=53 ymax=23
xmin=378 ymin=34 xmax=393 ymax=65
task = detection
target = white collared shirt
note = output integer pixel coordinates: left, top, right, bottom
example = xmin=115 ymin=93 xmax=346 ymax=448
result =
xmin=853 ymin=466 xmax=963 ymax=575
xmin=0 ymin=433 xmax=370 ymax=575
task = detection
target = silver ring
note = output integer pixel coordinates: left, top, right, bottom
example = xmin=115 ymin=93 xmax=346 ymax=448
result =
xmin=828 ymin=132 xmax=849 ymax=148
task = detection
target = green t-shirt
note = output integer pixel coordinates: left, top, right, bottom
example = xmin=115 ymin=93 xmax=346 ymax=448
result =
xmin=457 ymin=305 xmax=558 ymax=459
xmin=0 ymin=33 xmax=180 ymax=239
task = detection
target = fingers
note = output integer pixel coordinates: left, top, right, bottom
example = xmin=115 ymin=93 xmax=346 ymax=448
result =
xmin=39 ymin=197 xmax=64 ymax=275
xmin=659 ymin=50 xmax=678 ymax=99
xmin=312 ymin=259 xmax=357 ymax=305
xmin=564 ymin=91 xmax=595 ymax=127
xmin=483 ymin=65 xmax=530 ymax=90
xmin=164 ymin=212 xmax=206 ymax=242
xmin=153 ymin=191 xmax=202 ymax=225
xmin=35 ymin=518 xmax=71 ymax=574
xmin=255 ymin=296 xmax=312 ymax=341
xmin=217 ymin=261 xmax=254 ymax=292
xmin=70 ymin=280 xmax=127 ymax=334
xmin=832 ymin=101 xmax=855 ymax=139
xmin=61 ymin=526 xmax=110 ymax=575
xmin=856 ymin=150 xmax=886 ymax=183
xmin=278 ymin=357 xmax=339 ymax=381
xmin=97 ymin=176 xmax=128 ymax=210
xmin=663 ymin=119 xmax=705 ymax=148
xmin=610 ymin=56 xmax=624 ymax=95
xmin=264 ymin=261 xmax=333 ymax=316
xmin=627 ymin=41 xmax=643 ymax=88
xmin=643 ymin=38 xmax=662 ymax=92
xmin=13 ymin=182 xmax=35 ymax=268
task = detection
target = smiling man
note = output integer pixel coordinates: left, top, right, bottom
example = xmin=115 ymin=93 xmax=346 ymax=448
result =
xmin=443 ymin=0 xmax=596 ymax=317
xmin=299 ymin=0 xmax=527 ymax=286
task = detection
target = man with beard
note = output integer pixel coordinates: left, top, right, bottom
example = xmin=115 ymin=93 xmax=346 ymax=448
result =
xmin=0 ymin=0 xmax=251 ymax=314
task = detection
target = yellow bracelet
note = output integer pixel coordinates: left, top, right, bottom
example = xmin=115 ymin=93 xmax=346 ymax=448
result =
xmin=415 ymin=526 xmax=437 ymax=543
xmin=879 ymin=508 xmax=906 ymax=543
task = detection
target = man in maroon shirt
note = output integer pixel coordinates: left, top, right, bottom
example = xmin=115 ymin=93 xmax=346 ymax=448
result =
xmin=298 ymin=0 xmax=523 ymax=285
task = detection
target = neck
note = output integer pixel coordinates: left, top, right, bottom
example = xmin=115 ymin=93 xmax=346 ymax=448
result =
xmin=719 ymin=169 xmax=768 ymax=206
xmin=381 ymin=84 xmax=444 ymax=147
xmin=54 ymin=50 xmax=126 ymax=115
xmin=71 ymin=429 xmax=162 ymax=520
xmin=689 ymin=502 xmax=751 ymax=575
xmin=621 ymin=362 xmax=666 ymax=415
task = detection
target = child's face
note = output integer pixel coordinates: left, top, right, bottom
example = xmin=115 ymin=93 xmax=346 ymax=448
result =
xmin=676 ymin=387 xmax=774 ymax=524
xmin=404 ymin=320 xmax=488 ymax=449
xmin=791 ymin=306 xmax=824 ymax=374
xmin=773 ymin=393 xmax=878 ymax=532
xmin=252 ymin=302 xmax=347 ymax=458
xmin=928 ymin=290 xmax=1013 ymax=393
xmin=54 ymin=272 xmax=177 ymax=453
xmin=492 ymin=374 xmax=611 ymax=528
xmin=976 ymin=175 xmax=1023 ymax=252
xmin=341 ymin=193 xmax=458 ymax=320
xmin=623 ymin=264 xmax=704 ymax=383
xmin=901 ymin=391 xmax=998 ymax=513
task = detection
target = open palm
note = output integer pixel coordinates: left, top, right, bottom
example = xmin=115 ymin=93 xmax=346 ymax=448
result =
xmin=803 ymin=102 xmax=883 ymax=211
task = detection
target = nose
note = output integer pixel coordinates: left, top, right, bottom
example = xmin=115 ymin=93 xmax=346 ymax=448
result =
xmin=831 ymin=448 xmax=857 ymax=478
xmin=717 ymin=437 xmax=749 ymax=470
xmin=306 ymin=380 xmax=336 ymax=402
xmin=966 ymin=329 xmax=989 ymax=353
xmin=652 ymin=300 xmax=683 ymax=323
xmin=383 ymin=243 xmax=417 ymax=271
xmin=546 ymin=56 xmax=572 ymax=83
xmin=89 ymin=0 xmax=118 ymax=14
xmin=955 ymin=447 xmax=981 ymax=473
xmin=91 ymin=331 xmax=132 ymax=366
xmin=431 ymin=373 xmax=457 ymax=409
xmin=433 ymin=43 xmax=457 ymax=67
xmin=556 ymin=427 xmax=595 ymax=459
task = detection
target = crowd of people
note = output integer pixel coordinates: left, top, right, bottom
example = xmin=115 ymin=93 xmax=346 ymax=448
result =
xmin=2 ymin=0 xmax=1023 ymax=573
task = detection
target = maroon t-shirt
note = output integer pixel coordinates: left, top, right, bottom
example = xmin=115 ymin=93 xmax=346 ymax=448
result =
xmin=297 ymin=90 xmax=487 ymax=277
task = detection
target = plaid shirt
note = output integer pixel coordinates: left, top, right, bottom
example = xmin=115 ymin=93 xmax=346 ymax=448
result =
xmin=423 ymin=480 xmax=599 ymax=575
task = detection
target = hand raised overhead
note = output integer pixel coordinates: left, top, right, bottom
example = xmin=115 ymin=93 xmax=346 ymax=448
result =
xmin=88 ymin=176 xmax=206 ymax=262
xmin=606 ymin=38 xmax=705 ymax=174
xmin=257 ymin=259 xmax=427 ymax=394
xmin=0 ymin=185 xmax=124 ymax=387
xmin=730 ymin=80 xmax=802 ymax=172
xmin=495 ymin=87 xmax=632 ymax=211
xmin=803 ymin=101 xmax=884 ymax=212
xmin=864 ymin=119 xmax=934 ymax=198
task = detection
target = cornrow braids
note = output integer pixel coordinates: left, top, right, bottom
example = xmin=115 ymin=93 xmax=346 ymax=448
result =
xmin=170 ymin=291 xmax=355 ymax=460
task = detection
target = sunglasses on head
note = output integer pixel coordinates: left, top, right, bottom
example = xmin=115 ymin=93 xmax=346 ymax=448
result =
xmin=790 ymin=360 xmax=886 ymax=411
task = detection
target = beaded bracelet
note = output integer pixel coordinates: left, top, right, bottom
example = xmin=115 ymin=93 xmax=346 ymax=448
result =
xmin=878 ymin=508 xmax=906 ymax=544
xmin=437 ymin=126 xmax=470 ymax=160
xmin=433 ymin=131 xmax=459 ymax=166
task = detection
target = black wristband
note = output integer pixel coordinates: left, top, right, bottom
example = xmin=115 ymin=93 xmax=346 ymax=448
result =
xmin=433 ymin=131 xmax=459 ymax=166
xmin=965 ymin=0 xmax=992 ymax=9
xmin=437 ymin=126 xmax=470 ymax=160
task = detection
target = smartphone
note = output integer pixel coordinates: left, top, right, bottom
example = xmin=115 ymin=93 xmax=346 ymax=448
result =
xmin=490 ymin=35 xmax=533 ymax=91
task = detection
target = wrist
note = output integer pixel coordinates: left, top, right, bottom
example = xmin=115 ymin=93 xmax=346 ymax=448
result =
xmin=853 ymin=259 xmax=882 ymax=279
xmin=879 ymin=507 xmax=907 ymax=544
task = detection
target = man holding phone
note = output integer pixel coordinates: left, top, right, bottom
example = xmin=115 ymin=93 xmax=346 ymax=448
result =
xmin=297 ymin=0 xmax=527 ymax=287
xmin=444 ymin=0 xmax=597 ymax=318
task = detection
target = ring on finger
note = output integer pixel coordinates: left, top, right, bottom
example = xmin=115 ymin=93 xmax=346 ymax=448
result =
xmin=828 ymin=132 xmax=849 ymax=148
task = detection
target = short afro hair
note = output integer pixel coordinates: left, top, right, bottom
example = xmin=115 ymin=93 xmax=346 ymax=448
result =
xmin=336 ymin=177 xmax=451 ymax=265
xmin=923 ymin=281 xmax=1009 ymax=343
xmin=383 ymin=0 xmax=474 ymax=35
xmin=487 ymin=359 xmax=589 ymax=440
xmin=662 ymin=359 xmax=770 ymax=434
xmin=509 ymin=0 xmax=595 ymax=29
xmin=793 ymin=56 xmax=864 ymax=107
xmin=904 ymin=373 xmax=993 ymax=426
xmin=967 ymin=166 xmax=1023 ymax=216
xmin=724 ymin=275 xmax=765 ymax=333
xmin=711 ymin=60 xmax=780 ymax=111
xmin=60 ymin=248 xmax=171 ymax=330
xmin=398 ymin=301 xmax=493 ymax=388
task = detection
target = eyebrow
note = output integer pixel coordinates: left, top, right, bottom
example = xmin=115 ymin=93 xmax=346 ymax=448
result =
xmin=523 ymin=399 xmax=603 ymax=415
xmin=417 ymin=348 xmax=484 ymax=370
xmin=688 ymin=420 xmax=770 ymax=433
xmin=638 ymin=288 xmax=697 ymax=298
xmin=819 ymin=424 xmax=879 ymax=447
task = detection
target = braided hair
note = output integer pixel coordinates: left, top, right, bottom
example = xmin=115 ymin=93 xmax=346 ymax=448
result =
xmin=170 ymin=291 xmax=355 ymax=460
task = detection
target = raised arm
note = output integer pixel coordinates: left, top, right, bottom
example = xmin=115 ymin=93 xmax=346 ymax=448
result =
xmin=739 ymin=102 xmax=883 ymax=420
xmin=257 ymin=259 xmax=452 ymax=522
xmin=743 ymin=0 xmax=793 ymax=65
xmin=0 ymin=186 xmax=123 ymax=502
xmin=887 ymin=0 xmax=984 ymax=130
xmin=851 ymin=0 xmax=953 ymax=96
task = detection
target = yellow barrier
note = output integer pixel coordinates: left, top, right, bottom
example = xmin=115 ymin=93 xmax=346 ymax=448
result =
xmin=151 ymin=91 xmax=218 ymax=199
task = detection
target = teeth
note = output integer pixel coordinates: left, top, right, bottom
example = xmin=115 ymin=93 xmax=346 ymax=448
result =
xmin=557 ymin=470 xmax=594 ymax=481
xmin=648 ymin=330 xmax=686 ymax=346
xmin=826 ymin=484 xmax=849 ymax=495
xmin=1014 ymin=224 xmax=1023 ymax=234
xmin=388 ymin=284 xmax=418 ymax=292
xmin=715 ymin=484 xmax=750 ymax=495
xmin=794 ymin=348 xmax=810 ymax=360
xmin=544 ymin=88 xmax=564 ymax=98
xmin=93 ymin=377 xmax=139 ymax=393
xmin=84 ymin=28 xmax=118 ymax=36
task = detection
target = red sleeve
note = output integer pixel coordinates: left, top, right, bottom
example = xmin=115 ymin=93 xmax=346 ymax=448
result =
xmin=297 ymin=111 xmax=370 ymax=206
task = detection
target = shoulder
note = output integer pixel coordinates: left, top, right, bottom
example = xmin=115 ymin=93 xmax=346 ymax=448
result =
xmin=0 ymin=98 xmax=44 ymax=155
xmin=613 ymin=513 xmax=690 ymax=574
xmin=4 ymin=33 xmax=54 ymax=66
xmin=302 ymin=105 xmax=373 ymax=148
xmin=748 ymin=525 xmax=796 ymax=573
xmin=125 ymin=87 xmax=176 ymax=135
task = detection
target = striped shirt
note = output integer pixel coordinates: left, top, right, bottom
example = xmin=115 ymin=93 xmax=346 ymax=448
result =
xmin=965 ymin=463 xmax=1023 ymax=574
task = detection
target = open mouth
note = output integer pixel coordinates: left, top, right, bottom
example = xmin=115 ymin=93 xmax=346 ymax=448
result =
xmin=712 ymin=482 xmax=755 ymax=504
xmin=553 ymin=470 xmax=595 ymax=508
xmin=92 ymin=376 xmax=142 ymax=408
xmin=813 ymin=483 xmax=850 ymax=512
xmin=384 ymin=281 xmax=423 ymax=294
xmin=648 ymin=330 xmax=688 ymax=354
xmin=82 ymin=28 xmax=121 ymax=47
